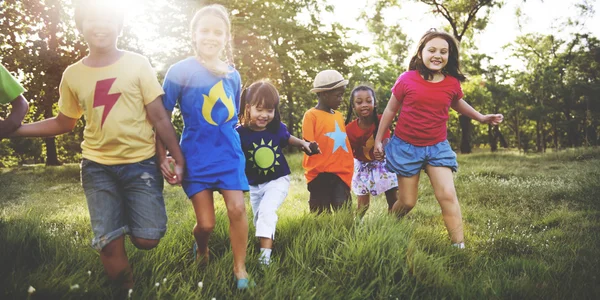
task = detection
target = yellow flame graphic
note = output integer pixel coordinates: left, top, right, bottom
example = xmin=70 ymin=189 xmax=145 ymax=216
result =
xmin=202 ymin=81 xmax=235 ymax=126
xmin=362 ymin=134 xmax=375 ymax=160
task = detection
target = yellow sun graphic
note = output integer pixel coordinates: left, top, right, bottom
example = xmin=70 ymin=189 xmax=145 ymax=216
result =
xmin=248 ymin=138 xmax=281 ymax=175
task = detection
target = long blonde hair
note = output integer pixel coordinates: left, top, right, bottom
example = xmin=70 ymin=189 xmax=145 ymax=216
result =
xmin=190 ymin=4 xmax=235 ymax=77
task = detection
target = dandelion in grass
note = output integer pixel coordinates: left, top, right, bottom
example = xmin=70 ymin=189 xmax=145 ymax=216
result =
xmin=155 ymin=282 xmax=160 ymax=287
xmin=128 ymin=289 xmax=133 ymax=298
xmin=87 ymin=270 xmax=91 ymax=276
xmin=28 ymin=286 xmax=36 ymax=295
xmin=70 ymin=284 xmax=80 ymax=290
xmin=198 ymin=281 xmax=203 ymax=288
xmin=163 ymin=277 xmax=167 ymax=284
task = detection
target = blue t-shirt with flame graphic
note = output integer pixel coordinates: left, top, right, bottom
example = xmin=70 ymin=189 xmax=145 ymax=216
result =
xmin=163 ymin=57 xmax=248 ymax=196
xmin=237 ymin=122 xmax=291 ymax=185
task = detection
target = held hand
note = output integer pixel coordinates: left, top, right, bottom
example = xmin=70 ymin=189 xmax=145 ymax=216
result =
xmin=481 ymin=114 xmax=504 ymax=125
xmin=373 ymin=140 xmax=385 ymax=161
xmin=172 ymin=162 xmax=185 ymax=185
xmin=302 ymin=140 xmax=321 ymax=156
xmin=159 ymin=156 xmax=177 ymax=185
xmin=0 ymin=118 xmax=19 ymax=137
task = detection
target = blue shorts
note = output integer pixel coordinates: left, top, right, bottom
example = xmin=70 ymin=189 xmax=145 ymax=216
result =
xmin=81 ymin=156 xmax=167 ymax=251
xmin=384 ymin=136 xmax=458 ymax=177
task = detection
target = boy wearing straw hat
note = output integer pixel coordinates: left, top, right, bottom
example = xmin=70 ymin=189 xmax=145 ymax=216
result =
xmin=301 ymin=70 xmax=354 ymax=214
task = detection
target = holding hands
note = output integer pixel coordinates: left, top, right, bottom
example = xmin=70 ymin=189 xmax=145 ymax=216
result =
xmin=301 ymin=140 xmax=321 ymax=156
xmin=373 ymin=140 xmax=385 ymax=161
xmin=159 ymin=156 xmax=185 ymax=185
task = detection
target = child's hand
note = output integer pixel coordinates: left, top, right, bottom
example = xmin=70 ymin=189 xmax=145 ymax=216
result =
xmin=159 ymin=156 xmax=179 ymax=185
xmin=480 ymin=114 xmax=504 ymax=125
xmin=374 ymin=140 xmax=385 ymax=161
xmin=302 ymin=140 xmax=321 ymax=156
xmin=172 ymin=161 xmax=185 ymax=185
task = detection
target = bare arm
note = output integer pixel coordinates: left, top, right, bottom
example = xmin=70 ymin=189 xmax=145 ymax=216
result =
xmin=146 ymin=97 xmax=185 ymax=184
xmin=451 ymin=99 xmax=504 ymax=125
xmin=0 ymin=95 xmax=29 ymax=136
xmin=374 ymin=94 xmax=402 ymax=160
xmin=11 ymin=112 xmax=77 ymax=137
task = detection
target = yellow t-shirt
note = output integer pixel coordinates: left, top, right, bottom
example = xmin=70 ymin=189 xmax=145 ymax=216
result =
xmin=58 ymin=51 xmax=164 ymax=165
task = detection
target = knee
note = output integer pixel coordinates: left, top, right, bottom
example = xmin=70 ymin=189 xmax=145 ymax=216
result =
xmin=436 ymin=187 xmax=458 ymax=204
xmin=195 ymin=222 xmax=215 ymax=234
xmin=130 ymin=237 xmax=160 ymax=250
xmin=227 ymin=201 xmax=246 ymax=220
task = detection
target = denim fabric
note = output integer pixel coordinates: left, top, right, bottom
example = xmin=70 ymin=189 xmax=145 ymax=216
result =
xmin=384 ymin=136 xmax=458 ymax=177
xmin=81 ymin=156 xmax=167 ymax=251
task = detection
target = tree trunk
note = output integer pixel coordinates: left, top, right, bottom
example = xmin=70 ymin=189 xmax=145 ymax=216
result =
xmin=488 ymin=124 xmax=498 ymax=152
xmin=495 ymin=126 xmax=508 ymax=148
xmin=536 ymin=119 xmax=543 ymax=152
xmin=44 ymin=0 xmax=61 ymax=166
xmin=459 ymin=115 xmax=472 ymax=153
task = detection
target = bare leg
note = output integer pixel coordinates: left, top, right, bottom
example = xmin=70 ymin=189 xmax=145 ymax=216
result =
xmin=221 ymin=190 xmax=249 ymax=280
xmin=384 ymin=187 xmax=398 ymax=212
xmin=190 ymin=190 xmax=216 ymax=263
xmin=259 ymin=237 xmax=273 ymax=249
xmin=357 ymin=194 xmax=370 ymax=218
xmin=392 ymin=174 xmax=420 ymax=218
xmin=99 ymin=236 xmax=133 ymax=289
xmin=425 ymin=165 xmax=464 ymax=243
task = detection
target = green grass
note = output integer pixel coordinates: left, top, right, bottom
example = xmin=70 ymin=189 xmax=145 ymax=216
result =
xmin=1 ymin=148 xmax=599 ymax=299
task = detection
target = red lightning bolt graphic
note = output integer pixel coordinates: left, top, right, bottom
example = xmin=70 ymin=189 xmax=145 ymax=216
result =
xmin=93 ymin=78 xmax=121 ymax=128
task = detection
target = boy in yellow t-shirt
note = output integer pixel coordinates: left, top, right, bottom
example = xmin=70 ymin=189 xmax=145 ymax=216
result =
xmin=0 ymin=64 xmax=29 ymax=136
xmin=302 ymin=70 xmax=354 ymax=213
xmin=12 ymin=0 xmax=185 ymax=289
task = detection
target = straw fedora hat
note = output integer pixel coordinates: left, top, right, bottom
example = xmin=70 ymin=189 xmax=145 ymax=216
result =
xmin=310 ymin=70 xmax=349 ymax=93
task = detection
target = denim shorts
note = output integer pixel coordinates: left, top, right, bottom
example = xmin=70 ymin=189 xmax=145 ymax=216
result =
xmin=81 ymin=156 xmax=167 ymax=251
xmin=384 ymin=136 xmax=458 ymax=177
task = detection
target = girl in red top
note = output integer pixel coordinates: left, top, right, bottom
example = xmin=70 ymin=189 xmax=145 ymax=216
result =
xmin=344 ymin=85 xmax=398 ymax=217
xmin=374 ymin=29 xmax=503 ymax=248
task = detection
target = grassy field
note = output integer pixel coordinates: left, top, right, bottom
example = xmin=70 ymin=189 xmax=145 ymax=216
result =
xmin=1 ymin=148 xmax=599 ymax=299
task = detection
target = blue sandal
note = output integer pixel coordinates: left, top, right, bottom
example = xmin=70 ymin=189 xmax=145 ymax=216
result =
xmin=235 ymin=277 xmax=256 ymax=289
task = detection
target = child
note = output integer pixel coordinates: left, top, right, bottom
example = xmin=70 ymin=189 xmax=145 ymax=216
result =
xmin=158 ymin=4 xmax=252 ymax=289
xmin=374 ymin=29 xmax=503 ymax=248
xmin=344 ymin=85 xmax=398 ymax=217
xmin=237 ymin=80 xmax=318 ymax=265
xmin=0 ymin=64 xmax=29 ymax=136
xmin=11 ymin=0 xmax=185 ymax=289
xmin=302 ymin=70 xmax=354 ymax=214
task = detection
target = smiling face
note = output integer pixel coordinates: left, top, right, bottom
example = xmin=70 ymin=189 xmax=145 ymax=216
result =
xmin=421 ymin=37 xmax=449 ymax=73
xmin=248 ymin=104 xmax=275 ymax=131
xmin=352 ymin=89 xmax=375 ymax=118
xmin=193 ymin=15 xmax=228 ymax=60
xmin=79 ymin=9 xmax=122 ymax=52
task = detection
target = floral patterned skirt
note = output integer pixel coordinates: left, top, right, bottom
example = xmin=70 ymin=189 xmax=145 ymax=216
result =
xmin=352 ymin=159 xmax=398 ymax=196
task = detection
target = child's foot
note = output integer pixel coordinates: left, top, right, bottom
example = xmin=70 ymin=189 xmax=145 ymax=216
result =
xmin=234 ymin=276 xmax=256 ymax=290
xmin=451 ymin=242 xmax=465 ymax=249
xmin=259 ymin=248 xmax=272 ymax=266
xmin=192 ymin=242 xmax=210 ymax=264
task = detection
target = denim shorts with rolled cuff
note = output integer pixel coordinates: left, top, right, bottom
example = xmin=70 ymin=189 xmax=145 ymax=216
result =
xmin=384 ymin=135 xmax=458 ymax=177
xmin=81 ymin=156 xmax=167 ymax=251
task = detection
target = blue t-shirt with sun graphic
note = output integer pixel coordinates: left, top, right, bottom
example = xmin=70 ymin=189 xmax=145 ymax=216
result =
xmin=163 ymin=57 xmax=249 ymax=197
xmin=237 ymin=122 xmax=292 ymax=185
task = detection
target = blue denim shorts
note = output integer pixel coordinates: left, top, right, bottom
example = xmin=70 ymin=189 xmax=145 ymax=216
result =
xmin=384 ymin=136 xmax=458 ymax=177
xmin=81 ymin=156 xmax=167 ymax=251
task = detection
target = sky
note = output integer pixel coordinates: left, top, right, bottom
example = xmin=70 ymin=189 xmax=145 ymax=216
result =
xmin=320 ymin=0 xmax=600 ymax=69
